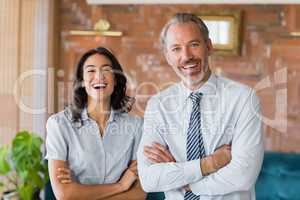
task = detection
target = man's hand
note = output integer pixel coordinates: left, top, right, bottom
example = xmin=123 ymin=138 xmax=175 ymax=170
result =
xmin=201 ymin=144 xmax=231 ymax=175
xmin=144 ymin=142 xmax=176 ymax=163
xmin=143 ymin=143 xmax=231 ymax=191
xmin=144 ymin=142 xmax=231 ymax=173
xmin=212 ymin=144 xmax=231 ymax=169
xmin=143 ymin=144 xmax=193 ymax=193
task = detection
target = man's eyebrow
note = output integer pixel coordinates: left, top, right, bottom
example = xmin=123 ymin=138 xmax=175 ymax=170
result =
xmin=188 ymin=39 xmax=201 ymax=43
xmin=169 ymin=44 xmax=180 ymax=48
xmin=168 ymin=39 xmax=202 ymax=47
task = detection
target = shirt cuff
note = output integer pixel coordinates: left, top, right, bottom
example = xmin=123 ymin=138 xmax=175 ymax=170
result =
xmin=44 ymin=152 xmax=67 ymax=161
xmin=189 ymin=179 xmax=204 ymax=195
xmin=183 ymin=159 xmax=203 ymax=185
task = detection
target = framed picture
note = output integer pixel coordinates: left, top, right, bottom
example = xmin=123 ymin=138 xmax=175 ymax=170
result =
xmin=199 ymin=10 xmax=242 ymax=56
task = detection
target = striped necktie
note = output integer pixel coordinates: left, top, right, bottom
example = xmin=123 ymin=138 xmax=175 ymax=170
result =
xmin=184 ymin=92 xmax=205 ymax=200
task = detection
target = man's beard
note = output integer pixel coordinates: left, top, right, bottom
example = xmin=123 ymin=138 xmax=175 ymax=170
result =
xmin=178 ymin=58 xmax=208 ymax=80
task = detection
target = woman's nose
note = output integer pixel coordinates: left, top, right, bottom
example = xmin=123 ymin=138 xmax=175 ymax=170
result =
xmin=95 ymin=70 xmax=105 ymax=80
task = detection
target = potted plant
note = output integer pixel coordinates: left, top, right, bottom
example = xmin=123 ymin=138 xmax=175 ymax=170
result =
xmin=0 ymin=131 xmax=49 ymax=200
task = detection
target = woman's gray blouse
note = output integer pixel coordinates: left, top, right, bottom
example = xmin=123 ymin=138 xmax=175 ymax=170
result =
xmin=45 ymin=108 xmax=143 ymax=185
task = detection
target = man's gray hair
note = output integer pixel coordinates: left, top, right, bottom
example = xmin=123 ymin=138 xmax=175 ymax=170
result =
xmin=160 ymin=13 xmax=209 ymax=49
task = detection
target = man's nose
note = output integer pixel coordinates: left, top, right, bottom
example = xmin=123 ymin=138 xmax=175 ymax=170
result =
xmin=181 ymin=47 xmax=193 ymax=62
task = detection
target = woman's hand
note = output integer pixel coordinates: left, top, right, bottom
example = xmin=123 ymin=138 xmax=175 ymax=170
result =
xmin=128 ymin=160 xmax=138 ymax=176
xmin=56 ymin=167 xmax=72 ymax=184
xmin=118 ymin=167 xmax=137 ymax=192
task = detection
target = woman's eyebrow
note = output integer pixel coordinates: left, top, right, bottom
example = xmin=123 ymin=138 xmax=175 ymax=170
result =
xmin=84 ymin=63 xmax=112 ymax=69
xmin=84 ymin=64 xmax=95 ymax=69
xmin=102 ymin=64 xmax=112 ymax=68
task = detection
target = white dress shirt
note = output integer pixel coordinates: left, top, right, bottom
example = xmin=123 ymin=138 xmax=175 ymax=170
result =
xmin=137 ymin=74 xmax=264 ymax=200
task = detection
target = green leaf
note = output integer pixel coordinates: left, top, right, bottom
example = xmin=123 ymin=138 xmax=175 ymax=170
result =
xmin=18 ymin=170 xmax=29 ymax=183
xmin=12 ymin=131 xmax=44 ymax=172
xmin=0 ymin=147 xmax=11 ymax=174
xmin=29 ymin=170 xmax=43 ymax=189
xmin=18 ymin=184 xmax=33 ymax=200
xmin=7 ymin=130 xmax=49 ymax=199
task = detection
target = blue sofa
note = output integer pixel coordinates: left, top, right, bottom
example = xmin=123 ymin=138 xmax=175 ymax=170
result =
xmin=255 ymin=152 xmax=300 ymax=200
xmin=45 ymin=152 xmax=300 ymax=200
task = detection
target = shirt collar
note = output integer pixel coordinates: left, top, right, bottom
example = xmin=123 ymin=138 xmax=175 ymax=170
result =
xmin=67 ymin=107 xmax=117 ymax=128
xmin=179 ymin=73 xmax=217 ymax=101
xmin=81 ymin=107 xmax=118 ymax=123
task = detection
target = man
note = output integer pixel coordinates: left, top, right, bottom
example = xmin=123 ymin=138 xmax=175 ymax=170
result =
xmin=137 ymin=13 xmax=264 ymax=200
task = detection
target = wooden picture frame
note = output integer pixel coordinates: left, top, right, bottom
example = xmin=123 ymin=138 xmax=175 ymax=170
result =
xmin=198 ymin=10 xmax=242 ymax=56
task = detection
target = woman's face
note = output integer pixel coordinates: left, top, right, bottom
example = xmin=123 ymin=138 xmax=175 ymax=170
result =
xmin=83 ymin=54 xmax=115 ymax=102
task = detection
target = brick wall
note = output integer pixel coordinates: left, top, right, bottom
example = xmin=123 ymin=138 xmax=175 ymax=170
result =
xmin=58 ymin=0 xmax=300 ymax=152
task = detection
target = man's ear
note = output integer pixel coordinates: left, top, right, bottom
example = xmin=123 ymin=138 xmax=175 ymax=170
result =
xmin=206 ymin=38 xmax=213 ymax=55
xmin=164 ymin=48 xmax=172 ymax=66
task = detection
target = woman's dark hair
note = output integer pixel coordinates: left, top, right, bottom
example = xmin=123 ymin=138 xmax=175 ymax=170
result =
xmin=70 ymin=46 xmax=132 ymax=122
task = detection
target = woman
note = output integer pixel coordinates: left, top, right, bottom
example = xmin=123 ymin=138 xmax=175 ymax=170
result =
xmin=45 ymin=47 xmax=146 ymax=200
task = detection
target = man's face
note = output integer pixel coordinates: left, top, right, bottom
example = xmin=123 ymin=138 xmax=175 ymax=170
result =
xmin=164 ymin=22 xmax=212 ymax=89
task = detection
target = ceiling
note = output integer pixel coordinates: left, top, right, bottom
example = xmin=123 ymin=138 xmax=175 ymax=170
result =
xmin=87 ymin=0 xmax=300 ymax=4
